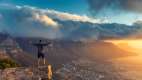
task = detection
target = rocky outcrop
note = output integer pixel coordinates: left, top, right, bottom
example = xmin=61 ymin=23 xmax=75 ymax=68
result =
xmin=0 ymin=68 xmax=33 ymax=80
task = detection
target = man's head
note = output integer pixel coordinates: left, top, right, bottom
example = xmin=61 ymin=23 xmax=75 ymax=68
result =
xmin=39 ymin=40 xmax=42 ymax=43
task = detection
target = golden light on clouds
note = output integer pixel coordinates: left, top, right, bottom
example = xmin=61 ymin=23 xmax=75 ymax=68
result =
xmin=32 ymin=13 xmax=58 ymax=28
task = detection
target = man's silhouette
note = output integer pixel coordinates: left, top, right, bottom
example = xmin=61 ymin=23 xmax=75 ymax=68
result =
xmin=33 ymin=40 xmax=51 ymax=65
xmin=32 ymin=40 xmax=53 ymax=80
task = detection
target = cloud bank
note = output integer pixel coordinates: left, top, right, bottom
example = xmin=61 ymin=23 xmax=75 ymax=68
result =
xmin=0 ymin=5 xmax=142 ymax=41
xmin=46 ymin=10 xmax=103 ymax=23
xmin=87 ymin=0 xmax=142 ymax=14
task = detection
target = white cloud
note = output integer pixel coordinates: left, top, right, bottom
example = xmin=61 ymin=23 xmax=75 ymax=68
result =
xmin=19 ymin=6 xmax=105 ymax=28
xmin=32 ymin=13 xmax=58 ymax=28
xmin=17 ymin=6 xmax=108 ymax=26
xmin=46 ymin=10 xmax=103 ymax=23
xmin=20 ymin=6 xmax=104 ymax=24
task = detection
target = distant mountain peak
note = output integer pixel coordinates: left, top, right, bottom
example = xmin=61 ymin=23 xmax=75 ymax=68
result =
xmin=0 ymin=36 xmax=19 ymax=48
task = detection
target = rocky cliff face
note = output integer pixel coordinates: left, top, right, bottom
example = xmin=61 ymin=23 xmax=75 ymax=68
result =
xmin=0 ymin=68 xmax=33 ymax=80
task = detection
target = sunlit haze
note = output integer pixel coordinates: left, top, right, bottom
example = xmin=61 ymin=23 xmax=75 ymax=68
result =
xmin=105 ymin=40 xmax=142 ymax=54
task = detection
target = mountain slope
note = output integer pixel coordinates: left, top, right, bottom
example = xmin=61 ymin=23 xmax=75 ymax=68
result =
xmin=15 ymin=38 xmax=136 ymax=67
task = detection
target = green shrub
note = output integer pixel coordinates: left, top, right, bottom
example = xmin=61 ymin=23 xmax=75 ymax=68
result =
xmin=0 ymin=59 xmax=20 ymax=69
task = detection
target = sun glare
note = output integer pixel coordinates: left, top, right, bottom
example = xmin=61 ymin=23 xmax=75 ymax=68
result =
xmin=105 ymin=40 xmax=142 ymax=49
xmin=104 ymin=40 xmax=142 ymax=54
xmin=128 ymin=40 xmax=142 ymax=49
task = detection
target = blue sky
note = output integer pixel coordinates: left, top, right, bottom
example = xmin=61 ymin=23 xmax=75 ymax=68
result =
xmin=0 ymin=0 xmax=89 ymax=14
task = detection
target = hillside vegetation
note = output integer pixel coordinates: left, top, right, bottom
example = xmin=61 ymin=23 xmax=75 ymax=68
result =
xmin=0 ymin=59 xmax=20 ymax=69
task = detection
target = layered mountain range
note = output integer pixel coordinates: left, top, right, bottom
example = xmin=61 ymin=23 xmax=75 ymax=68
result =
xmin=0 ymin=33 xmax=137 ymax=80
xmin=0 ymin=33 xmax=136 ymax=67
